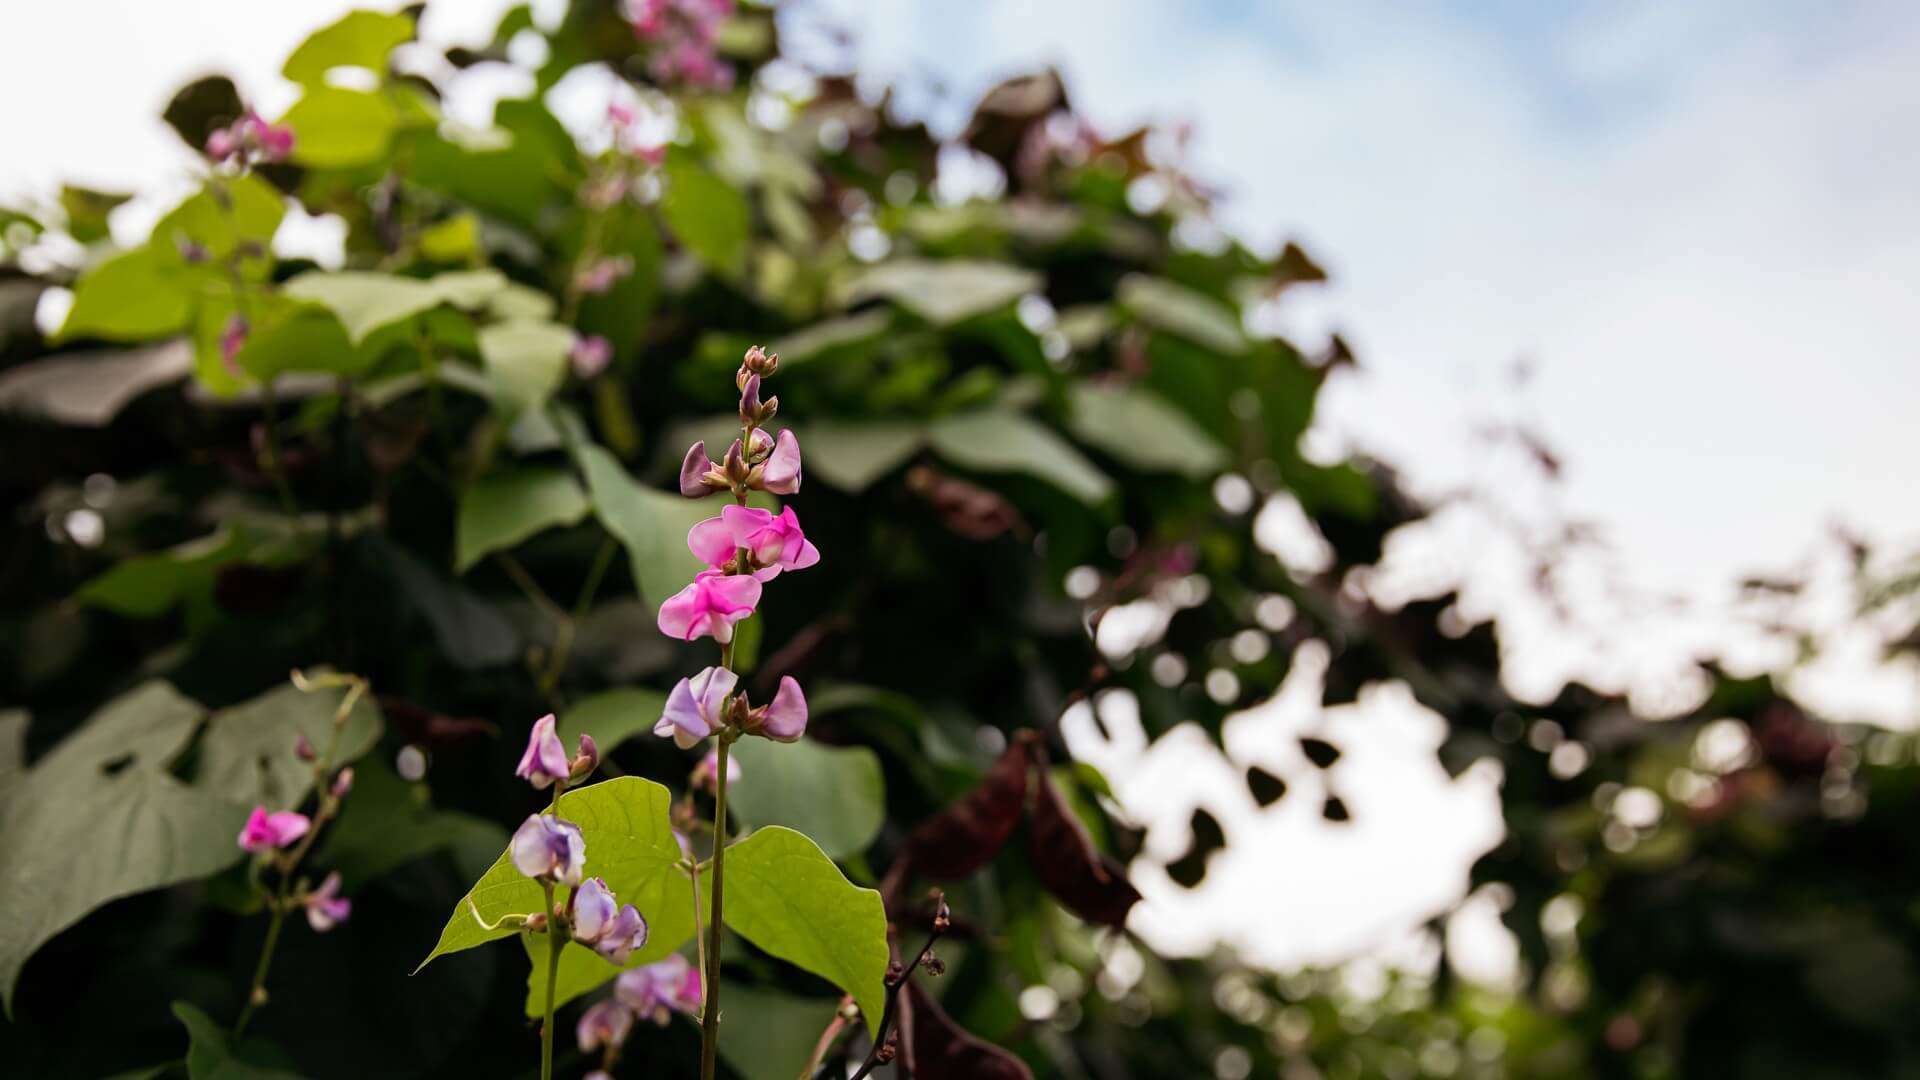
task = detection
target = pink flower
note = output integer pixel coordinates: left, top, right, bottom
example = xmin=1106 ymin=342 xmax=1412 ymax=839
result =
xmin=689 ymin=505 xmax=820 ymax=580
xmin=574 ymin=255 xmax=633 ymax=296
xmin=680 ymin=440 xmax=721 ymax=498
xmin=515 ymin=714 xmax=570 ymax=789
xmin=238 ymin=807 xmax=310 ymax=853
xmin=510 ymin=813 xmax=586 ymax=885
xmin=571 ymin=334 xmax=612 ymax=378
xmin=206 ymin=128 xmax=239 ymax=162
xmin=571 ymin=877 xmax=619 ymax=944
xmin=304 ymin=871 xmax=351 ymax=932
xmin=220 ymin=315 xmax=249 ymax=376
xmin=595 ymin=904 xmax=649 ymax=964
xmin=656 ymin=569 xmax=760 ymax=643
xmin=577 ymin=999 xmax=634 ymax=1054
xmin=760 ymin=676 xmax=808 ymax=742
xmin=690 ymin=748 xmax=740 ymax=794
xmin=615 ymin=954 xmax=702 ymax=1024
xmin=760 ymin=428 xmax=802 ymax=494
xmin=654 ymin=666 xmax=737 ymax=749
xmin=245 ymin=111 xmax=295 ymax=160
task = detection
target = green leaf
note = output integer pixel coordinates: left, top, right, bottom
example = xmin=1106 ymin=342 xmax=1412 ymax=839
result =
xmin=59 ymin=186 xmax=131 ymax=245
xmin=768 ymin=309 xmax=891 ymax=365
xmin=927 ymin=409 xmax=1114 ymax=504
xmin=843 ymin=259 xmax=1040 ymax=326
xmin=150 ymin=175 xmax=285 ymax=274
xmin=0 ymin=340 xmax=193 ymax=427
xmin=477 ymin=319 xmax=573 ymax=419
xmin=195 ymin=680 xmax=383 ymax=810
xmin=576 ymin=443 xmax=776 ymax=607
xmin=58 ymin=247 xmax=195 ymax=342
xmin=419 ymin=214 xmax=480 ymax=262
xmin=1066 ymin=382 xmax=1227 ymax=477
xmin=416 ymin=777 xmax=696 ymax=1014
xmin=715 ymin=826 xmax=890 ymax=1037
xmin=76 ymin=526 xmax=249 ymax=618
xmin=281 ymin=87 xmax=399 ymax=168
xmin=172 ymin=1001 xmax=304 ymax=1080
xmin=0 ymin=684 xmax=247 ymax=1015
xmin=662 ymin=150 xmax=750 ymax=278
xmin=282 ymin=269 xmax=505 ymax=345
xmin=282 ymin=9 xmax=414 ymax=86
xmin=793 ymin=419 xmax=925 ymax=492
xmin=562 ymin=688 xmax=670 ymax=753
xmin=318 ymin=758 xmax=506 ymax=889
xmin=1117 ymin=274 xmax=1248 ymax=354
xmin=373 ymin=536 xmax=521 ymax=669
xmin=455 ymin=466 xmax=591 ymax=573
xmin=714 ymin=983 xmax=843 ymax=1080
xmin=728 ymin=738 xmax=886 ymax=860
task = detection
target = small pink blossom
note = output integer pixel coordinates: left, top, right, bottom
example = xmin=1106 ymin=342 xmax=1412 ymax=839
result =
xmin=577 ymin=999 xmax=634 ymax=1054
xmin=595 ymin=904 xmax=649 ymax=965
xmin=760 ymin=428 xmax=802 ymax=494
xmin=238 ymin=807 xmax=310 ymax=853
xmin=571 ymin=877 xmax=619 ymax=944
xmin=510 ymin=813 xmax=585 ymax=885
xmin=615 ymin=954 xmax=702 ymax=1024
xmin=245 ymin=111 xmax=295 ymax=160
xmin=304 ymin=871 xmax=351 ymax=932
xmin=656 ymin=569 xmax=760 ymax=644
xmin=220 ymin=315 xmax=249 ymax=377
xmin=206 ymin=128 xmax=239 ymax=162
xmin=654 ymin=665 xmax=738 ymax=749
xmin=689 ymin=505 xmax=820 ymax=580
xmin=571 ymin=334 xmax=612 ymax=379
xmin=760 ymin=676 xmax=808 ymax=743
xmin=690 ymin=748 xmax=740 ymax=794
xmin=515 ymin=714 xmax=570 ymax=790
xmin=680 ymin=440 xmax=721 ymax=498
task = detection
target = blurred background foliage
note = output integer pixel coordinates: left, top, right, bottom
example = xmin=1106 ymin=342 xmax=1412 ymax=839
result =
xmin=3 ymin=2 xmax=1920 ymax=1078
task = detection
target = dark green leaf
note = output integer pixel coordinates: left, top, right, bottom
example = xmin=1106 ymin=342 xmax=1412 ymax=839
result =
xmin=454 ymin=466 xmax=591 ymax=573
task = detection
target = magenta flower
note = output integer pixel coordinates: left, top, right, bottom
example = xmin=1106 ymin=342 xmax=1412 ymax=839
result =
xmin=571 ymin=334 xmax=612 ymax=378
xmin=616 ymin=954 xmax=702 ymax=1024
xmin=516 ymin=713 xmax=570 ymax=789
xmin=510 ymin=813 xmax=586 ymax=885
xmin=245 ymin=111 xmax=295 ymax=160
xmin=238 ymin=807 xmax=310 ymax=853
xmin=220 ymin=315 xmax=249 ymax=376
xmin=680 ymin=440 xmax=721 ymax=498
xmin=690 ymin=505 xmax=820 ymax=580
xmin=577 ymin=999 xmax=634 ymax=1054
xmin=760 ymin=428 xmax=802 ymax=494
xmin=595 ymin=904 xmax=649 ymax=964
xmin=656 ymin=569 xmax=760 ymax=643
xmin=690 ymin=747 xmax=740 ymax=794
xmin=206 ymin=127 xmax=239 ymax=162
xmin=572 ymin=876 xmax=619 ymax=945
xmin=761 ymin=676 xmax=808 ymax=742
xmin=654 ymin=666 xmax=738 ymax=749
xmin=304 ymin=871 xmax=351 ymax=932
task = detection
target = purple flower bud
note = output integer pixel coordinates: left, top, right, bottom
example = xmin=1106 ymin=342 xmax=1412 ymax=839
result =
xmin=760 ymin=429 xmax=802 ymax=494
xmin=571 ymin=334 xmax=612 ymax=379
xmin=515 ymin=714 xmax=571 ymax=789
xmin=616 ymin=954 xmax=702 ymax=1024
xmin=761 ymin=676 xmax=808 ymax=742
xmin=294 ymin=733 xmax=317 ymax=761
xmin=690 ymin=748 xmax=740 ymax=794
xmin=510 ymin=813 xmax=586 ymax=885
xmin=745 ymin=426 xmax=774 ymax=462
xmin=576 ymin=999 xmax=634 ymax=1054
xmin=738 ymin=374 xmax=762 ymax=424
xmin=595 ymin=904 xmax=649 ymax=965
xmin=330 ymin=767 xmax=354 ymax=799
xmin=220 ymin=315 xmax=249 ymax=377
xmin=238 ymin=807 xmax=310 ymax=852
xmin=570 ymin=734 xmax=599 ymax=782
xmin=304 ymin=871 xmax=352 ymax=932
xmin=571 ymin=876 xmax=619 ymax=945
xmin=680 ymin=441 xmax=720 ymax=498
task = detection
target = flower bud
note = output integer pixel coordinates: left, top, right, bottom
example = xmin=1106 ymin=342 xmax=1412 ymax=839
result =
xmin=690 ymin=748 xmax=740 ymax=795
xmin=294 ymin=733 xmax=317 ymax=762
xmin=745 ymin=426 xmax=774 ymax=464
xmin=515 ymin=714 xmax=570 ymax=790
xmin=577 ymin=1000 xmax=634 ymax=1054
xmin=570 ymin=734 xmax=599 ymax=782
xmin=738 ymin=373 xmax=762 ymax=425
xmin=722 ymin=439 xmax=752 ymax=487
xmin=330 ymin=766 xmax=354 ymax=799
xmin=743 ymin=344 xmax=778 ymax=377
xmin=680 ymin=441 xmax=724 ymax=499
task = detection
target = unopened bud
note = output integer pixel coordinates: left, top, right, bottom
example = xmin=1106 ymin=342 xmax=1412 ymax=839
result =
xmin=330 ymin=767 xmax=354 ymax=798
xmin=745 ymin=427 xmax=774 ymax=464
xmin=726 ymin=692 xmax=752 ymax=729
xmin=295 ymin=733 xmax=317 ymax=761
xmin=742 ymin=344 xmax=778 ymax=377
xmin=723 ymin=439 xmax=752 ymax=486
xmin=739 ymin=374 xmax=762 ymax=425
xmin=570 ymin=734 xmax=599 ymax=782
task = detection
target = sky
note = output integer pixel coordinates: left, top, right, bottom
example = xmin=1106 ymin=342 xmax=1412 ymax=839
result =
xmin=4 ymin=0 xmax=1918 ymax=984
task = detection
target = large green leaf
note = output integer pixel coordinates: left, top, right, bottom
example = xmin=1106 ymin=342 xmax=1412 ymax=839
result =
xmin=373 ymin=537 xmax=521 ymax=669
xmin=76 ymin=526 xmax=249 ymax=619
xmin=0 ymin=340 xmax=193 ymax=427
xmin=1066 ymin=382 xmax=1228 ymax=478
xmin=1117 ymin=274 xmax=1248 ymax=355
xmin=562 ymin=687 xmax=670 ymax=752
xmin=454 ymin=466 xmax=590 ymax=573
xmin=477 ymin=319 xmax=573 ymax=419
xmin=728 ymin=738 xmax=886 ymax=860
xmin=768 ymin=309 xmax=891 ymax=365
xmin=713 ymin=826 xmax=889 ymax=1037
xmin=282 ymin=9 xmax=414 ymax=86
xmin=575 ymin=443 xmax=775 ymax=607
xmin=149 ymin=175 xmax=285 ymax=275
xmin=58 ymin=247 xmax=196 ymax=342
xmin=173 ymin=1001 xmax=304 ymax=1080
xmin=661 ymin=150 xmax=749 ymax=278
xmin=843 ymin=259 xmax=1040 ymax=326
xmin=417 ymin=777 xmax=696 ymax=1012
xmin=927 ymin=408 xmax=1114 ymax=504
xmin=195 ymin=680 xmax=383 ymax=810
xmin=714 ymin=983 xmax=843 ymax=1080
xmin=0 ymin=684 xmax=248 ymax=1015
xmin=794 ymin=419 xmax=925 ymax=492
xmin=281 ymin=87 xmax=399 ymax=168
xmin=282 ymin=269 xmax=505 ymax=345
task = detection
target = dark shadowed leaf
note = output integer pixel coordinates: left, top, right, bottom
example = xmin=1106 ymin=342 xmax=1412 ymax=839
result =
xmin=173 ymin=1000 xmax=304 ymax=1080
xmin=902 ymin=978 xmax=1034 ymax=1080
xmin=1028 ymin=760 xmax=1140 ymax=928
xmin=163 ymin=75 xmax=245 ymax=151
xmin=906 ymin=732 xmax=1033 ymax=880
xmin=1247 ymin=765 xmax=1287 ymax=807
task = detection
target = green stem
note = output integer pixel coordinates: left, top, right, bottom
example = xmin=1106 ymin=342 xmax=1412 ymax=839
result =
xmin=700 ymin=735 xmax=732 ymax=1080
xmin=233 ymin=904 xmax=285 ymax=1038
xmin=541 ymin=879 xmax=563 ymax=1080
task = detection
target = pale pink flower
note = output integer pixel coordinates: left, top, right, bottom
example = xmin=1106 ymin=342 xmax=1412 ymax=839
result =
xmin=304 ymin=871 xmax=351 ymax=931
xmin=615 ymin=954 xmax=702 ymax=1024
xmin=654 ymin=665 xmax=737 ymax=749
xmin=760 ymin=428 xmax=802 ymax=494
xmin=577 ymin=999 xmax=633 ymax=1053
xmin=515 ymin=713 xmax=570 ymax=790
xmin=656 ymin=569 xmax=759 ymax=643
xmin=238 ymin=807 xmax=310 ymax=852
xmin=688 ymin=505 xmax=820 ymax=580
xmin=760 ymin=676 xmax=808 ymax=743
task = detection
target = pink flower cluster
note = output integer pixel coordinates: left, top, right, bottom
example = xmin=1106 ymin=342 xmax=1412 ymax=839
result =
xmin=206 ymin=110 xmax=295 ymax=166
xmin=575 ymin=954 xmax=703 ymax=1069
xmin=631 ymin=0 xmax=736 ymax=91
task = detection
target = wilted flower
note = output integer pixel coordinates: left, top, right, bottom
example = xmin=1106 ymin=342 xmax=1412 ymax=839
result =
xmin=576 ymin=999 xmax=634 ymax=1054
xmin=759 ymin=428 xmax=802 ymax=494
xmin=516 ymin=714 xmax=570 ymax=789
xmin=238 ymin=807 xmax=310 ymax=853
xmin=304 ymin=871 xmax=351 ymax=932
xmin=654 ymin=666 xmax=738 ymax=749
xmin=688 ymin=505 xmax=820 ymax=580
xmin=571 ymin=334 xmax=613 ymax=378
xmin=690 ymin=748 xmax=740 ymax=794
xmin=656 ymin=569 xmax=760 ymax=643
xmin=759 ymin=676 xmax=808 ymax=743
xmin=510 ymin=813 xmax=585 ymax=885
xmin=615 ymin=954 xmax=703 ymax=1024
